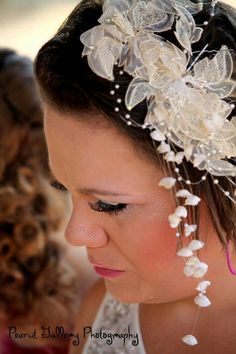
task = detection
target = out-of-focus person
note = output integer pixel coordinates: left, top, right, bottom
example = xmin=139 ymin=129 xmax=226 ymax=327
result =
xmin=0 ymin=48 xmax=97 ymax=354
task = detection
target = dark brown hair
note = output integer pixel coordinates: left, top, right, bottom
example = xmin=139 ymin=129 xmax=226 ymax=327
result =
xmin=35 ymin=0 xmax=236 ymax=248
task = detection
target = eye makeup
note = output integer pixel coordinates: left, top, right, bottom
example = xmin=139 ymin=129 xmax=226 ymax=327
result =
xmin=88 ymin=200 xmax=128 ymax=215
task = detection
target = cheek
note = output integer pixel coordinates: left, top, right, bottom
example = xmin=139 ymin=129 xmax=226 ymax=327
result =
xmin=125 ymin=195 xmax=178 ymax=271
xmin=131 ymin=217 xmax=178 ymax=272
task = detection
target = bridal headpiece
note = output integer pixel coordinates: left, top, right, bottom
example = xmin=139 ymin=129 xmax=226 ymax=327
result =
xmin=80 ymin=0 xmax=236 ymax=346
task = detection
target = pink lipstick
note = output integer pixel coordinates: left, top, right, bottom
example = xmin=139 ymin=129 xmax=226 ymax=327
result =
xmin=93 ymin=266 xmax=125 ymax=278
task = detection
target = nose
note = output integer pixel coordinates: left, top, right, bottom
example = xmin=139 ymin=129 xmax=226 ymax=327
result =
xmin=64 ymin=203 xmax=109 ymax=248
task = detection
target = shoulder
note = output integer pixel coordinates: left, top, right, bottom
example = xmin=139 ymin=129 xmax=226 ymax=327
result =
xmin=69 ymin=279 xmax=106 ymax=354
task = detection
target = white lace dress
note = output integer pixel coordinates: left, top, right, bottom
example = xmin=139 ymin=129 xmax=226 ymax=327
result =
xmin=81 ymin=292 xmax=146 ymax=354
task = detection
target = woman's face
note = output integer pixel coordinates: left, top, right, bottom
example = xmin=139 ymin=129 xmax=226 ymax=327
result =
xmin=44 ymin=106 xmax=211 ymax=304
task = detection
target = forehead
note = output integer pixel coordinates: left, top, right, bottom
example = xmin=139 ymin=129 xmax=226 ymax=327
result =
xmin=44 ymin=106 xmax=162 ymax=194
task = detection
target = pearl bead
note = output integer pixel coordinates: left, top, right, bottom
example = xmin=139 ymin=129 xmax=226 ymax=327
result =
xmin=186 ymin=180 xmax=191 ymax=185
xmin=114 ymin=107 xmax=119 ymax=112
xmin=176 ymin=232 xmax=180 ymax=237
xmin=119 ymin=70 xmax=124 ymax=75
xmin=178 ymin=177 xmax=182 ymax=181
xmin=225 ymin=191 xmax=230 ymax=196
xmin=175 ymin=168 xmax=179 ymax=173
xmin=117 ymin=98 xmax=122 ymax=104
xmin=204 ymin=21 xmax=208 ymax=25
xmin=201 ymin=176 xmax=206 ymax=181
xmin=214 ymin=179 xmax=219 ymax=184
xmin=110 ymin=90 xmax=115 ymax=95
xmin=125 ymin=114 xmax=130 ymax=119
xmin=127 ymin=121 xmax=132 ymax=126
xmin=115 ymin=84 xmax=120 ymax=89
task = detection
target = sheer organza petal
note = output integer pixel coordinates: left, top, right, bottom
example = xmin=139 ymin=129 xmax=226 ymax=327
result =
xmin=208 ymin=81 xmax=235 ymax=98
xmin=208 ymin=160 xmax=236 ymax=176
xmin=174 ymin=6 xmax=202 ymax=52
xmin=88 ymin=37 xmax=122 ymax=80
xmin=175 ymin=0 xmax=203 ymax=14
xmin=132 ymin=1 xmax=174 ymax=32
xmin=190 ymin=27 xmax=204 ymax=44
xmin=125 ymin=77 xmax=153 ymax=110
xmin=194 ymin=46 xmax=233 ymax=85
xmin=100 ymin=1 xmax=135 ymax=36
xmin=103 ymin=0 xmax=130 ymax=14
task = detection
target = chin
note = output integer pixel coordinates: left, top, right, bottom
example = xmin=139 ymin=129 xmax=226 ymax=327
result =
xmin=104 ymin=279 xmax=148 ymax=304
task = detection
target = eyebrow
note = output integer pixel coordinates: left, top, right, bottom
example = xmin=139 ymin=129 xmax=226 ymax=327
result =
xmin=48 ymin=164 xmax=132 ymax=197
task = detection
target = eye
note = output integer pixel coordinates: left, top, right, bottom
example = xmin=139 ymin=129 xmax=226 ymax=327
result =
xmin=88 ymin=200 xmax=128 ymax=215
xmin=50 ymin=179 xmax=68 ymax=192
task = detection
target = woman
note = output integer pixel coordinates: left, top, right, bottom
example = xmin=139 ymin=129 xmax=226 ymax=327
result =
xmin=35 ymin=0 xmax=236 ymax=352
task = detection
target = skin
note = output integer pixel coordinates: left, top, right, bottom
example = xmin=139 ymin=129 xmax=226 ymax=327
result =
xmin=44 ymin=105 xmax=236 ymax=353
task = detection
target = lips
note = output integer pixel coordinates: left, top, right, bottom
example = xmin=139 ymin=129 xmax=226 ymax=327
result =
xmin=93 ymin=266 xmax=125 ymax=278
xmin=87 ymin=254 xmax=125 ymax=277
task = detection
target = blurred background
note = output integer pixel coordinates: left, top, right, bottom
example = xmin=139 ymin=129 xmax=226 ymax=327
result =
xmin=0 ymin=0 xmax=235 ymax=59
xmin=0 ymin=0 xmax=78 ymax=58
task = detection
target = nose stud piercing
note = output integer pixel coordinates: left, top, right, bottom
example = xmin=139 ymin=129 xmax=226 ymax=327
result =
xmin=90 ymin=235 xmax=95 ymax=239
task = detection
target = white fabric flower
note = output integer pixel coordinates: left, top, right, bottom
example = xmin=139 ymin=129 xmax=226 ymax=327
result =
xmin=80 ymin=0 xmax=236 ymax=177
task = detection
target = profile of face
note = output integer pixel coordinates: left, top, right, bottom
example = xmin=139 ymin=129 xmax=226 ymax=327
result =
xmin=44 ymin=105 xmax=221 ymax=304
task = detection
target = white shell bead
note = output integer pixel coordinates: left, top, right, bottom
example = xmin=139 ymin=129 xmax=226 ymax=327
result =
xmin=177 ymin=247 xmax=193 ymax=257
xmin=194 ymin=293 xmax=211 ymax=307
xmin=164 ymin=151 xmax=176 ymax=162
xmin=196 ymin=280 xmax=211 ymax=293
xmin=176 ymin=189 xmax=191 ymax=198
xmin=184 ymin=265 xmax=194 ymax=277
xmin=150 ymin=129 xmax=165 ymax=141
xmin=188 ymin=240 xmax=205 ymax=251
xmin=185 ymin=195 xmax=201 ymax=206
xmin=157 ymin=142 xmax=171 ymax=153
xmin=184 ymin=224 xmax=197 ymax=237
xmin=168 ymin=214 xmax=181 ymax=228
xmin=193 ymin=262 xmax=208 ymax=278
xmin=175 ymin=151 xmax=185 ymax=164
xmin=186 ymin=256 xmax=200 ymax=266
xmin=174 ymin=206 xmax=188 ymax=218
xmin=182 ymin=335 xmax=198 ymax=346
xmin=158 ymin=177 xmax=176 ymax=189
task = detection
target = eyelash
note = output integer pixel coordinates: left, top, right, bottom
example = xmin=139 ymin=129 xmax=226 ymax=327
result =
xmin=50 ymin=180 xmax=127 ymax=216
xmin=88 ymin=201 xmax=128 ymax=215
xmin=50 ymin=180 xmax=68 ymax=192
